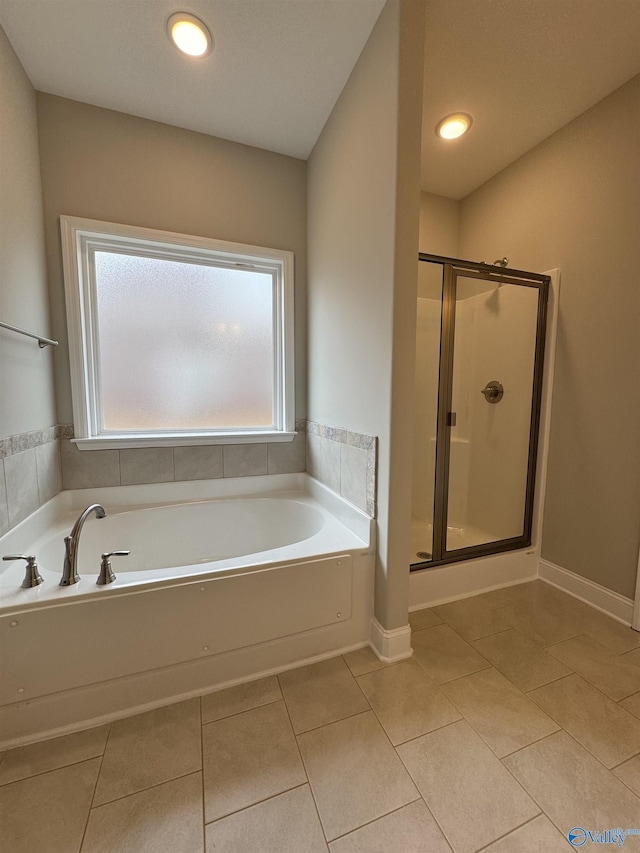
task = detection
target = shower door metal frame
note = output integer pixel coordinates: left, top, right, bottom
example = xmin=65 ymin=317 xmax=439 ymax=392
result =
xmin=412 ymin=254 xmax=550 ymax=571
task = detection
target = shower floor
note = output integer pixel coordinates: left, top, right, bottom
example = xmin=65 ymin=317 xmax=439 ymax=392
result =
xmin=410 ymin=519 xmax=497 ymax=564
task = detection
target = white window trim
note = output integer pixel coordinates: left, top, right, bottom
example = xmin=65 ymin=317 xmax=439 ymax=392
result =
xmin=60 ymin=216 xmax=295 ymax=449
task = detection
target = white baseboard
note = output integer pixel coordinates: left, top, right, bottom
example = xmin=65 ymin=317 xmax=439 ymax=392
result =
xmin=369 ymin=617 xmax=413 ymax=663
xmin=539 ymin=558 xmax=635 ymax=626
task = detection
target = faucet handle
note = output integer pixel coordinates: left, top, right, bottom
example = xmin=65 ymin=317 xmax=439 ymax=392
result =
xmin=3 ymin=554 xmax=44 ymax=588
xmin=97 ymin=550 xmax=130 ymax=585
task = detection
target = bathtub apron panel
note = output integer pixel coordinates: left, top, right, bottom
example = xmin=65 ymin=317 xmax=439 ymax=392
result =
xmin=0 ymin=555 xmax=352 ymax=703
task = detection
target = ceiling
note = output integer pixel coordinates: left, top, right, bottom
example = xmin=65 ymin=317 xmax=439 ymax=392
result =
xmin=422 ymin=0 xmax=640 ymax=198
xmin=1 ymin=1 xmax=639 ymax=199
xmin=0 ymin=0 xmax=385 ymax=160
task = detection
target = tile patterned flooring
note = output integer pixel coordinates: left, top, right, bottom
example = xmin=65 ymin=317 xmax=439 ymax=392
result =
xmin=2 ymin=580 xmax=640 ymax=852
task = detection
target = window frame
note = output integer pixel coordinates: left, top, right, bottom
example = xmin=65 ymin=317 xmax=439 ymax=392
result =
xmin=60 ymin=216 xmax=295 ymax=449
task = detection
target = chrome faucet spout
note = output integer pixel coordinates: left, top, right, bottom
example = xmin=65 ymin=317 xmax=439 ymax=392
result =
xmin=60 ymin=504 xmax=106 ymax=586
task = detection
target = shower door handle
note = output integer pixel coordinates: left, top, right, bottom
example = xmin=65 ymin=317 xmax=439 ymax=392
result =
xmin=447 ymin=412 xmax=457 ymax=427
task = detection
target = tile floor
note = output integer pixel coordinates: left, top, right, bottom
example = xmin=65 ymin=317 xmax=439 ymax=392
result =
xmin=2 ymin=580 xmax=640 ymax=852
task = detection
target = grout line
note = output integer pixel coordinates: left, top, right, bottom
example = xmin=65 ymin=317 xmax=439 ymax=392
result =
xmin=89 ymin=768 xmax=202 ymax=811
xmin=496 ymin=744 xmax=562 ymax=840
xmin=473 ymin=813 xmax=545 ymax=852
xmin=619 ymin=689 xmax=640 ymax=708
xmin=556 ymin=728 xmax=634 ymax=775
xmin=498 ymin=729 xmax=562 ymax=761
xmin=203 ymin=782 xmax=312 ymax=829
xmin=433 ymin=622 xmax=496 ymax=668
xmin=523 ymin=672 xmax=576 ymax=694
xmin=274 ymin=688 xmax=330 ymax=845
xmin=201 ymin=697 xmax=287 ymax=731
xmin=293 ymin=708 xmax=373 ymax=739
xmin=538 ymin=647 xmax=640 ymax=704
xmin=467 ymin=627 xmax=514 ymax=647
xmin=497 ymin=730 xmax=559 ymax=762
xmin=352 ymin=651 xmax=465 ymax=751
xmin=326 ymin=797 xmax=425 ymax=846
xmin=199 ymin=695 xmax=205 ymax=849
xmin=409 ymin=620 xmax=445 ymax=633
xmin=200 ymin=696 xmax=282 ymax=727
xmin=430 ymin=662 xmax=492 ymax=688
xmin=437 ymin=679 xmax=560 ymax=761
xmin=391 ymin=717 xmax=462 ymax=750
xmin=608 ymin=748 xmax=640 ymax=772
xmin=78 ymin=723 xmax=111 ymax=849
xmin=542 ymin=631 xmax=587 ymax=650
xmin=393 ymin=758 xmax=457 ymax=851
xmin=434 ymin=609 xmax=514 ymax=644
xmin=613 ymin=772 xmax=640 ymax=800
xmin=0 ymin=750 xmax=110 ymax=789
xmin=469 ymin=626 xmax=514 ymax=641
xmin=501 ymin=724 xmax=638 ymax=787
xmin=619 ymin=647 xmax=640 ymax=661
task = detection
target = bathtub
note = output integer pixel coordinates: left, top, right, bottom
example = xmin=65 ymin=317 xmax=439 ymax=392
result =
xmin=0 ymin=473 xmax=374 ymax=748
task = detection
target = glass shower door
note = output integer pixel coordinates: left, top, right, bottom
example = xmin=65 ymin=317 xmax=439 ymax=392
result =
xmin=437 ymin=267 xmax=547 ymax=559
xmin=414 ymin=255 xmax=549 ymax=570
xmin=443 ymin=271 xmax=540 ymax=556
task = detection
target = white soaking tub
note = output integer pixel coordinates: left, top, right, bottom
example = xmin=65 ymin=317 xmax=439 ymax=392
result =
xmin=0 ymin=473 xmax=374 ymax=748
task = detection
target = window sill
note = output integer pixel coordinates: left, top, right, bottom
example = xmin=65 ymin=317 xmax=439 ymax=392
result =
xmin=72 ymin=432 xmax=298 ymax=450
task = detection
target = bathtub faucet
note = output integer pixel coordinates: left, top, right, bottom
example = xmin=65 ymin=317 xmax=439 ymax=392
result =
xmin=60 ymin=504 xmax=106 ymax=586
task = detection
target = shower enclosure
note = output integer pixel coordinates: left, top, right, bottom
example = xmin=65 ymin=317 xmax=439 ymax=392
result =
xmin=411 ymin=254 xmax=549 ymax=569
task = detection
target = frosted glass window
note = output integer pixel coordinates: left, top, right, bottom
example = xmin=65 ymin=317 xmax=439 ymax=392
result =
xmin=94 ymin=252 xmax=274 ymax=431
xmin=59 ymin=216 xmax=295 ymax=446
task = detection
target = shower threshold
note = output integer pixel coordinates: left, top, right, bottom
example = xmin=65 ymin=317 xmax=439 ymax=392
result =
xmin=410 ymin=520 xmax=497 ymax=565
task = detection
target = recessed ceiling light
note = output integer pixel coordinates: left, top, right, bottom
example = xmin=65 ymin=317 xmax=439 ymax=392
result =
xmin=167 ymin=12 xmax=213 ymax=58
xmin=435 ymin=113 xmax=473 ymax=140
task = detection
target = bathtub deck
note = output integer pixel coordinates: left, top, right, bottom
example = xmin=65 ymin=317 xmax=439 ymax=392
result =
xmin=2 ymin=579 xmax=640 ymax=852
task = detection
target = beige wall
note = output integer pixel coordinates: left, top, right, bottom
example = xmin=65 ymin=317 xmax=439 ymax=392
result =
xmin=459 ymin=75 xmax=640 ymax=598
xmin=36 ymin=94 xmax=308 ymax=425
xmin=419 ymin=191 xmax=459 ymax=257
xmin=307 ymin=0 xmax=424 ymax=629
xmin=0 ymin=26 xmax=56 ymax=438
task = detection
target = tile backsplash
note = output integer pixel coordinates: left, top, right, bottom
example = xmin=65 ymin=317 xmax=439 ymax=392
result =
xmin=1 ymin=418 xmax=377 ymax=538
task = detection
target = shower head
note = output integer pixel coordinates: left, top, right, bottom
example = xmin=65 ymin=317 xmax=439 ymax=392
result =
xmin=480 ymin=257 xmax=509 ymax=269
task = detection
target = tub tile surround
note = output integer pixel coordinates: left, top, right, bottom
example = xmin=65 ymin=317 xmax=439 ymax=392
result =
xmin=0 ymin=420 xmax=374 ymax=541
xmin=59 ymin=429 xmax=307 ymax=490
xmin=0 ymin=424 xmax=58 ymax=459
xmin=4 ymin=580 xmax=640 ymax=851
xmin=58 ymin=421 xmax=306 ymax=475
xmin=306 ymin=420 xmax=377 ymax=516
xmin=0 ymin=426 xmax=62 ymax=536
xmin=54 ymin=419 xmax=376 ymax=514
